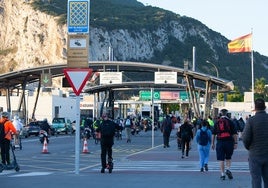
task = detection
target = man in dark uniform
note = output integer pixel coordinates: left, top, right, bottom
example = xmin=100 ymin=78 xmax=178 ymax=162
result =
xmin=96 ymin=113 xmax=121 ymax=173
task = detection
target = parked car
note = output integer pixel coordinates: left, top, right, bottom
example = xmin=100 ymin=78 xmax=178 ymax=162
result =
xmin=22 ymin=121 xmax=42 ymax=138
xmin=52 ymin=117 xmax=72 ymax=134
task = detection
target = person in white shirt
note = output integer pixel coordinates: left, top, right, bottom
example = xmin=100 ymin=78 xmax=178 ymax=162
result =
xmin=12 ymin=115 xmax=23 ymax=146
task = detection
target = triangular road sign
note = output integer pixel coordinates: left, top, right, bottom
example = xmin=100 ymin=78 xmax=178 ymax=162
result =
xmin=63 ymin=68 xmax=93 ymax=96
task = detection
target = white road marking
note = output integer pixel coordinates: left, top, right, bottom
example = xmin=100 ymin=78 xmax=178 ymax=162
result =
xmin=8 ymin=172 xmax=54 ymax=177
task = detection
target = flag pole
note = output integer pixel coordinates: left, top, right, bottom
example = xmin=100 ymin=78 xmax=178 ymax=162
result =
xmin=251 ymin=30 xmax=254 ymax=110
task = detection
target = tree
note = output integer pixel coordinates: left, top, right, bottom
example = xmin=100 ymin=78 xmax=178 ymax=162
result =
xmin=226 ymin=86 xmax=243 ymax=102
xmin=254 ymin=77 xmax=266 ymax=99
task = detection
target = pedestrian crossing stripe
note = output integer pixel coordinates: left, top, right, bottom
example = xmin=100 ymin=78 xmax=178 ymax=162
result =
xmin=0 ymin=171 xmax=54 ymax=177
xmin=92 ymin=161 xmax=249 ymax=172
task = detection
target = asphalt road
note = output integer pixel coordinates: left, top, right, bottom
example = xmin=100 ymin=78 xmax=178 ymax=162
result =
xmin=1 ymin=130 xmax=252 ymax=188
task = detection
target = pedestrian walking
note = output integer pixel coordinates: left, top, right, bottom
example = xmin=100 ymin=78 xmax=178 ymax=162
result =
xmin=161 ymin=115 xmax=173 ymax=148
xmin=195 ymin=119 xmax=212 ymax=172
xmin=96 ymin=113 xmax=122 ymax=173
xmin=242 ymin=98 xmax=268 ymax=188
xmin=212 ymin=109 xmax=238 ymax=180
xmin=0 ymin=112 xmax=17 ymax=165
xmin=124 ymin=115 xmax=133 ymax=143
xmin=179 ymin=119 xmax=193 ymax=158
xmin=12 ymin=115 xmax=23 ymax=147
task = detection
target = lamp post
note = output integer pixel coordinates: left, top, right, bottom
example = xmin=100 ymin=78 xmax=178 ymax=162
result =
xmin=206 ymin=61 xmax=219 ymax=102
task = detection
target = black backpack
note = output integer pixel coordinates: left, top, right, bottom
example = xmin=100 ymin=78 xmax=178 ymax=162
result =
xmin=199 ymin=129 xmax=209 ymax=146
xmin=0 ymin=121 xmax=6 ymax=143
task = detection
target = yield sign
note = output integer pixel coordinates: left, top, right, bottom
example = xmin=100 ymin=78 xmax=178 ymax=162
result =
xmin=63 ymin=68 xmax=93 ymax=96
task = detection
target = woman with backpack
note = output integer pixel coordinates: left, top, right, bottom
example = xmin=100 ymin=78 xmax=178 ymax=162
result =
xmin=195 ymin=119 xmax=212 ymax=172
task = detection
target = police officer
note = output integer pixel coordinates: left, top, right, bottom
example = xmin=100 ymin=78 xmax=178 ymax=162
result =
xmin=96 ymin=113 xmax=121 ymax=173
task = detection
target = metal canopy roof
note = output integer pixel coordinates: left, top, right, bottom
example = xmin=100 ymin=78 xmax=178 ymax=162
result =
xmin=0 ymin=61 xmax=234 ymax=92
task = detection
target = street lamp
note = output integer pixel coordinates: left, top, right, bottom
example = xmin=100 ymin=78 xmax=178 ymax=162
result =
xmin=206 ymin=61 xmax=219 ymax=102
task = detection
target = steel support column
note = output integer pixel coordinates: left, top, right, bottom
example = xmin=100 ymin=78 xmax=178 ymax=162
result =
xmin=31 ymin=80 xmax=41 ymax=120
xmin=184 ymin=75 xmax=200 ymax=118
xmin=204 ymin=80 xmax=213 ymax=119
xmin=5 ymin=88 xmax=11 ymax=113
xmin=108 ymin=90 xmax=115 ymax=119
xmin=17 ymin=78 xmax=28 ymax=119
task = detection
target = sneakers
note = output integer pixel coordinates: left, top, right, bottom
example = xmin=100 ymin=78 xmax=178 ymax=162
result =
xmin=101 ymin=168 xmax=105 ymax=173
xmin=204 ymin=164 xmax=208 ymax=171
xmin=200 ymin=168 xmax=204 ymax=172
xmin=226 ymin=169 xmax=233 ymax=179
xmin=220 ymin=170 xmax=233 ymax=180
xmin=181 ymin=155 xmax=184 ymax=159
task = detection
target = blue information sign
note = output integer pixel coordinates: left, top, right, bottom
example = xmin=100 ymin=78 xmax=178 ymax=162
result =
xmin=68 ymin=0 xmax=90 ymax=33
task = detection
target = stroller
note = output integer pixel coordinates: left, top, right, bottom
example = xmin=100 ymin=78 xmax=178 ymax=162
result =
xmin=0 ymin=143 xmax=20 ymax=173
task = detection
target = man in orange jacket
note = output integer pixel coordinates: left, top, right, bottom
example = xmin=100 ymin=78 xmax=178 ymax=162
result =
xmin=0 ymin=112 xmax=17 ymax=165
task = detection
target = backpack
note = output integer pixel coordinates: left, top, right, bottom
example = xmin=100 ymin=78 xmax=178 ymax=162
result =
xmin=0 ymin=121 xmax=6 ymax=143
xmin=125 ymin=119 xmax=131 ymax=127
xmin=216 ymin=118 xmax=231 ymax=139
xmin=199 ymin=129 xmax=209 ymax=146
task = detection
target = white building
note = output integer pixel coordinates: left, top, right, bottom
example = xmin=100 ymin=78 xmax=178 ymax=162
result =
xmin=0 ymin=89 xmax=95 ymax=124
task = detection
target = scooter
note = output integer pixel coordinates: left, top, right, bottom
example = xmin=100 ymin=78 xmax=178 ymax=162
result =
xmin=0 ymin=144 xmax=20 ymax=173
xmin=39 ymin=130 xmax=49 ymax=144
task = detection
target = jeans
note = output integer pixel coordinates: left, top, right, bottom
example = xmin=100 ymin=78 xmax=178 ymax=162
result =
xmin=101 ymin=143 xmax=113 ymax=169
xmin=181 ymin=139 xmax=190 ymax=156
xmin=197 ymin=144 xmax=211 ymax=168
xmin=125 ymin=127 xmax=132 ymax=141
xmin=249 ymin=155 xmax=268 ymax=188
xmin=163 ymin=131 xmax=171 ymax=147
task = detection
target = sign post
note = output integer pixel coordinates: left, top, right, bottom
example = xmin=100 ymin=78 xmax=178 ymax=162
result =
xmin=64 ymin=68 xmax=92 ymax=174
xmin=67 ymin=0 xmax=90 ymax=174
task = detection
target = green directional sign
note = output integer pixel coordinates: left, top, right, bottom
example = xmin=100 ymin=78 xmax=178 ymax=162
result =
xmin=139 ymin=91 xmax=160 ymax=101
xmin=41 ymin=73 xmax=52 ymax=87
xmin=180 ymin=91 xmax=189 ymax=101
xmin=153 ymin=91 xmax=160 ymax=100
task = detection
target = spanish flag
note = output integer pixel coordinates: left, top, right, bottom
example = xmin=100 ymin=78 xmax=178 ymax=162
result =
xmin=228 ymin=33 xmax=252 ymax=53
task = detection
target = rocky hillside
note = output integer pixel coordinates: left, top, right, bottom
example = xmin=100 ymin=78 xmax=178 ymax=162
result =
xmin=0 ymin=0 xmax=66 ymax=71
xmin=0 ymin=0 xmax=268 ymax=92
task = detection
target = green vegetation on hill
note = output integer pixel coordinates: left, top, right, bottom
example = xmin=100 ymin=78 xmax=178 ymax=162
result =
xmin=29 ymin=0 xmax=268 ymax=95
xmin=31 ymin=0 xmax=179 ymax=30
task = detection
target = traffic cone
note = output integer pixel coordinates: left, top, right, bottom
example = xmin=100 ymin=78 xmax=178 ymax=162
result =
xmin=82 ymin=138 xmax=89 ymax=154
xmin=42 ymin=137 xmax=49 ymax=154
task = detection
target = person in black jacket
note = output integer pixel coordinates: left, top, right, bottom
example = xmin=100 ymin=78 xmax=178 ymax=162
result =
xmin=242 ymin=98 xmax=268 ymax=188
xmin=40 ymin=118 xmax=51 ymax=135
xmin=179 ymin=119 xmax=193 ymax=158
xmin=96 ymin=113 xmax=122 ymax=173
xmin=161 ymin=115 xmax=173 ymax=148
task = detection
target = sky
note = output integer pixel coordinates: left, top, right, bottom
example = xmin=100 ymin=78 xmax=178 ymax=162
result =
xmin=138 ymin=0 xmax=268 ymax=57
